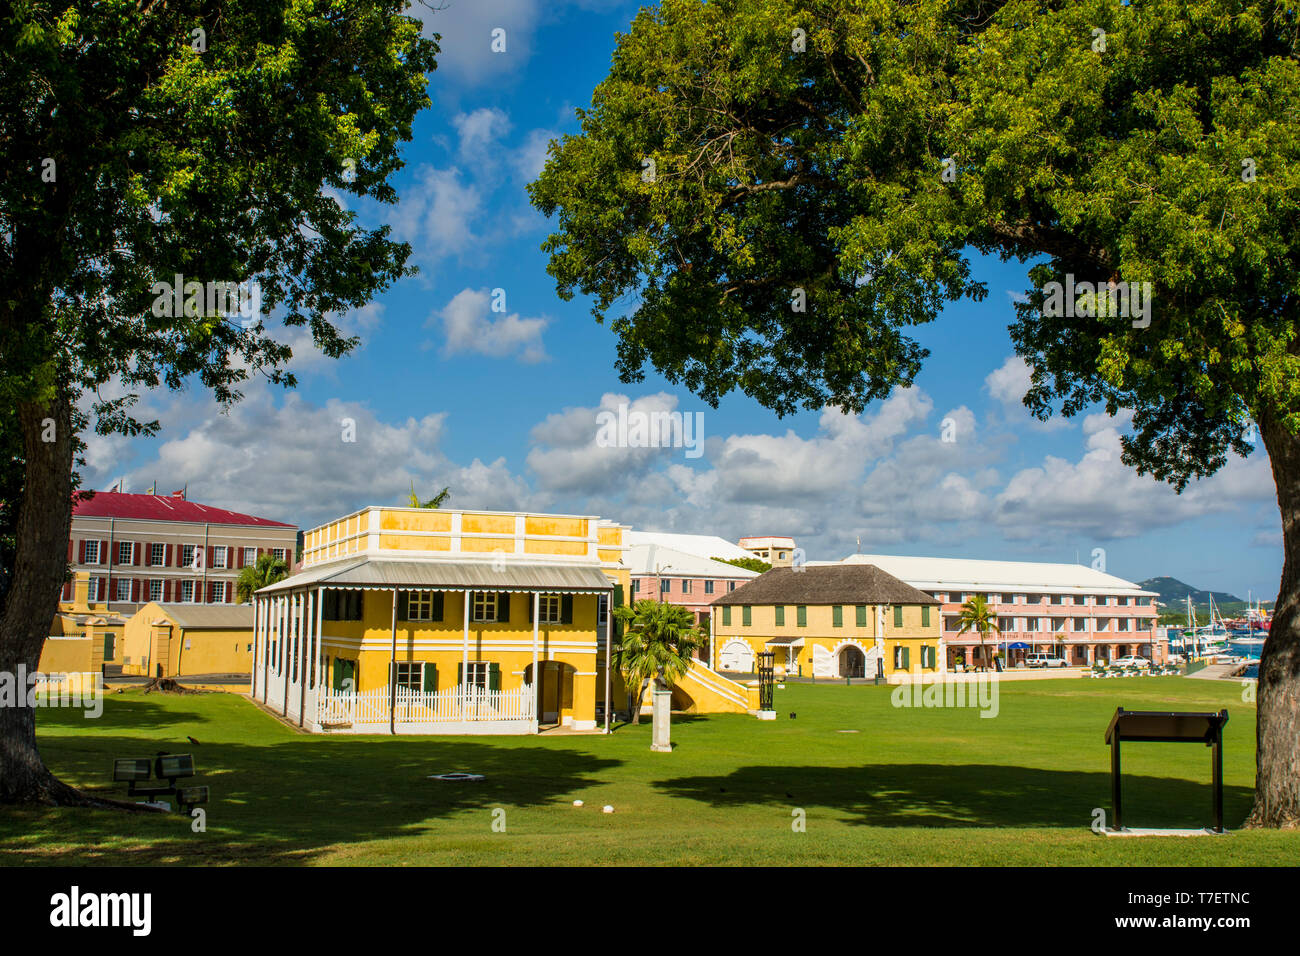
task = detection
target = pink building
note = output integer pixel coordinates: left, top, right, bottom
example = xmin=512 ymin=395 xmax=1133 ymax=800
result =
xmin=831 ymin=554 xmax=1164 ymax=667
xmin=626 ymin=541 xmax=759 ymax=656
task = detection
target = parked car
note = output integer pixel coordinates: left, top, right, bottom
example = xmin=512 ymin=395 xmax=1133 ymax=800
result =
xmin=1112 ymin=655 xmax=1151 ymax=668
xmin=1026 ymin=653 xmax=1069 ymax=668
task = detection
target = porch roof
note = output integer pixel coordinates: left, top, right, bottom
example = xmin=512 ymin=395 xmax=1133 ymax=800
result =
xmin=256 ymin=557 xmax=615 ymax=595
xmin=763 ymin=635 xmax=805 ymax=647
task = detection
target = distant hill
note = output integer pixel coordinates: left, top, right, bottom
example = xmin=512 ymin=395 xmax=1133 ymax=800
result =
xmin=1139 ymin=576 xmax=1241 ymax=608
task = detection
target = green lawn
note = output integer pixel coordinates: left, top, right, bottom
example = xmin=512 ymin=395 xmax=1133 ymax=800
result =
xmin=1 ymin=676 xmax=1293 ymax=866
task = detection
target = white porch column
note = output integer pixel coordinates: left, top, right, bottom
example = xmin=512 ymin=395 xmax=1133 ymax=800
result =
xmin=281 ymin=593 xmax=291 ymax=716
xmin=389 ymin=588 xmax=398 ymax=736
xmin=298 ymin=589 xmax=311 ymax=727
xmin=462 ymin=589 xmax=470 ymax=719
xmin=251 ymin=596 xmax=260 ymax=700
xmin=604 ymin=591 xmax=613 ymax=734
xmin=313 ymin=587 xmax=324 ymax=691
xmin=532 ymin=591 xmax=540 ymax=724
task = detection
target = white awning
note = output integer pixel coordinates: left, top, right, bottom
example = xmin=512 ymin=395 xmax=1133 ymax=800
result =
xmin=256 ymin=557 xmax=615 ymax=595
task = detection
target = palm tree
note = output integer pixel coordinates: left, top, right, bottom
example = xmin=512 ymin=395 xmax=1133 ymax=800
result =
xmin=955 ymin=594 xmax=1002 ymax=671
xmin=236 ymin=553 xmax=289 ymax=604
xmin=408 ymin=481 xmax=450 ymax=509
xmin=612 ymin=599 xmax=702 ymax=724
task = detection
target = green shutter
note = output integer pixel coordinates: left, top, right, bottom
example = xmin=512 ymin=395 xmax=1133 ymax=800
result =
xmin=331 ymin=658 xmax=343 ymax=690
xmin=528 ymin=595 xmax=535 ymax=624
xmin=893 ymin=605 xmax=904 ymax=628
xmin=489 ymin=662 xmax=501 ymax=692
xmin=433 ymin=591 xmax=444 ymax=621
xmin=612 ymin=585 xmax=625 ymax=642
xmin=423 ymin=662 xmax=438 ymax=692
xmin=457 ymin=661 xmax=464 ymax=686
xmin=561 ymin=594 xmax=574 ymax=624
xmin=902 ymin=647 xmax=910 ymax=669
xmin=722 ymin=606 xmax=731 ymax=626
xmin=397 ymin=591 xmax=408 ymax=621
xmin=497 ymin=593 xmax=510 ymax=623
xmin=774 ymin=606 xmax=785 ymax=626
xmin=832 ymin=605 xmax=843 ymax=627
xmin=921 ymin=605 xmax=930 ymax=627
xmin=742 ymin=606 xmax=752 ymax=627
xmin=797 ymin=605 xmax=807 ymax=627
xmin=856 ymin=605 xmax=867 ymax=627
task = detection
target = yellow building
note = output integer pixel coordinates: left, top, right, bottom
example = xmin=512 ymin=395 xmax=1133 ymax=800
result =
xmin=121 ymin=603 xmax=255 ymax=677
xmin=50 ymin=570 xmax=127 ymax=664
xmin=710 ymin=565 xmax=943 ymax=681
xmin=253 ymin=507 xmax=633 ymax=733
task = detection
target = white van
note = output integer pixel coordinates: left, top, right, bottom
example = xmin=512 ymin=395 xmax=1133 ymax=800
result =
xmin=1026 ymin=653 xmax=1069 ymax=668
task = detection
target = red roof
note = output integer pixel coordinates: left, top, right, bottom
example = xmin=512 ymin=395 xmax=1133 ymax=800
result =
xmin=72 ymin=491 xmax=295 ymax=529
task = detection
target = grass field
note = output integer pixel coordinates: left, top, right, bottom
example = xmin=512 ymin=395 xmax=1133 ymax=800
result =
xmin=1 ymin=676 xmax=1294 ymax=866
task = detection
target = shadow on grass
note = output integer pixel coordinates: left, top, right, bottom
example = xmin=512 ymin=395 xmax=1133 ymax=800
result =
xmin=654 ymin=763 xmax=1254 ymax=830
xmin=2 ymin=732 xmax=624 ymax=866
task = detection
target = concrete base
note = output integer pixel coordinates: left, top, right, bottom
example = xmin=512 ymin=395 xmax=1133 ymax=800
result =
xmin=651 ymin=688 xmax=672 ymax=752
xmin=1102 ymin=827 xmax=1229 ymax=837
xmin=756 ymin=710 xmax=777 ymax=720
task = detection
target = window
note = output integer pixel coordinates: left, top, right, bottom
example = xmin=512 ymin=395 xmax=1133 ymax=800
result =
xmin=1074 ymin=617 xmax=1088 ymax=632
xmin=1050 ymin=595 xmax=1063 ymax=605
xmin=893 ymin=645 xmax=910 ymax=669
xmin=1117 ymin=618 xmax=1131 ymax=632
xmin=463 ymin=661 xmax=495 ymax=690
xmin=181 ymin=581 xmax=195 ymax=603
xmin=728 ymin=581 xmax=736 ymax=591
xmin=632 ymin=579 xmax=640 ymax=594
xmin=149 ymin=580 xmax=162 ymax=602
xmin=856 ymin=605 xmax=868 ymax=627
xmin=272 ymin=548 xmax=288 ymax=563
xmin=704 ymin=580 xmax=714 ymax=594
xmin=118 ymin=541 xmax=133 ymax=565
xmin=84 ymin=540 xmax=100 ymax=564
xmin=681 ymin=579 xmax=692 ymax=594
xmin=243 ymin=547 xmax=257 ymax=567
xmin=893 ymin=605 xmax=904 ymax=628
xmin=212 ymin=581 xmax=226 ymax=603
xmin=87 ymin=577 xmax=101 ymax=602
xmin=151 ymin=543 xmax=166 ymax=566
xmin=660 ymin=578 xmax=670 ymax=593
xmin=212 ymin=546 xmax=227 ymax=569
xmin=932 ymin=592 xmax=946 ymax=603
xmin=921 ymin=645 xmax=936 ymax=669
xmin=987 ymin=594 xmax=1001 ymax=604
xmin=1095 ymin=595 xmax=1108 ymax=606
xmin=775 ymin=606 xmax=785 ymax=626
xmin=395 ymin=662 xmax=424 ymax=690
xmin=796 ymin=605 xmax=807 ymax=627
xmin=721 ymin=606 xmax=731 ymax=626
xmin=115 ymin=577 xmax=132 ymax=601
xmin=537 ymin=594 xmax=562 ymax=624
xmin=778 ymin=551 xmax=787 ymax=559
xmin=921 ymin=605 xmax=931 ymax=627
xmin=1026 ymin=617 xmax=1039 ymax=631
xmin=406 ymin=591 xmax=443 ymax=621
xmin=182 ymin=544 xmax=199 ymax=569
xmin=742 ymin=606 xmax=752 ymax=627
xmin=323 ymin=590 xmax=364 ymax=621
xmin=472 ymin=592 xmax=498 ymax=623
xmin=832 ymin=605 xmax=843 ymax=627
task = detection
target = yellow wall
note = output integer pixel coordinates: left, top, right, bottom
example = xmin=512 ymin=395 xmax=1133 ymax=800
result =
xmin=122 ymin=602 xmax=253 ymax=677
xmin=38 ymin=635 xmax=100 ymax=675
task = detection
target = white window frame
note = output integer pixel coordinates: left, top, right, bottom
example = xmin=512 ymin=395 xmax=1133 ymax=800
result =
xmin=272 ymin=548 xmax=288 ymax=563
xmin=181 ymin=580 xmax=195 ymax=603
xmin=242 ymin=547 xmax=257 ymax=567
xmin=408 ymin=591 xmax=435 ymax=621
xmin=115 ymin=577 xmax=132 ymax=601
xmin=151 ymin=543 xmax=165 ymax=566
xmin=212 ymin=581 xmax=226 ymax=603
xmin=537 ymin=594 xmax=561 ymax=624
xmin=118 ymin=541 xmax=133 ymax=565
xmin=84 ymin=540 xmax=101 ymax=565
xmin=464 ymin=661 xmax=490 ymax=690
xmin=395 ymin=661 xmax=424 ymax=690
xmin=149 ymin=580 xmax=163 ymax=602
xmin=212 ymin=546 xmax=227 ymax=569
xmin=471 ymin=592 xmax=497 ymax=623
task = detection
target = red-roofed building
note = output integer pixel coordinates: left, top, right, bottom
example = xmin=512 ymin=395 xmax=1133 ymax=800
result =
xmin=64 ymin=490 xmax=298 ymax=617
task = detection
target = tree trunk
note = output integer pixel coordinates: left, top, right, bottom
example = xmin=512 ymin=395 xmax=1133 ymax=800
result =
xmin=1247 ymin=413 xmax=1300 ymax=828
xmin=0 ymin=391 xmax=86 ymax=805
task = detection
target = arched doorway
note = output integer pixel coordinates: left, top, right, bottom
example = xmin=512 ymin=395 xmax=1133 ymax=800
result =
xmin=839 ymin=645 xmax=866 ymax=679
xmin=718 ymin=639 xmax=754 ymax=673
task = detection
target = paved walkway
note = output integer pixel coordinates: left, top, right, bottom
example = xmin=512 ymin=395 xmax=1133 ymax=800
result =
xmin=1186 ymin=662 xmax=1244 ymax=680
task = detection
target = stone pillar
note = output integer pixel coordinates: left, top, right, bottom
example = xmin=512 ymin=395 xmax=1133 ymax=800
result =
xmin=650 ymin=687 xmax=672 ymax=752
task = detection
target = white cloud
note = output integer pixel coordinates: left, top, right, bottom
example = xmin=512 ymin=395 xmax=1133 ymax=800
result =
xmin=453 ymin=107 xmax=513 ymax=163
xmin=984 ymin=354 xmax=1070 ymax=432
xmin=389 ymin=166 xmax=482 ymax=260
xmin=415 ymin=0 xmax=544 ymax=86
xmin=433 ymin=287 xmax=548 ymax=362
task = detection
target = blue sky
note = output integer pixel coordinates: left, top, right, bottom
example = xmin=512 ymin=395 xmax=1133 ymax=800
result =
xmin=85 ymin=0 xmax=1282 ymax=603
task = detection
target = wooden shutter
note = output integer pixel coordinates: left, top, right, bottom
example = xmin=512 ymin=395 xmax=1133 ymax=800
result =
xmin=207 ymin=546 xmax=215 ymax=568
xmin=433 ymin=592 xmax=444 ymax=621
xmin=423 ymin=663 xmax=438 ymax=692
xmin=456 ymin=661 xmax=464 ymax=686
xmin=134 ymin=542 xmax=141 ymax=566
xmin=397 ymin=591 xmax=408 ymax=621
xmin=78 ymin=540 xmax=86 ymax=562
xmin=722 ymin=606 xmax=731 ymax=626
xmin=100 ymin=540 xmax=109 ymax=562
xmin=774 ymin=606 xmax=784 ymax=626
xmin=488 ymin=662 xmax=501 ymax=692
xmin=163 ymin=580 xmax=171 ymax=602
xmin=61 ymin=581 xmax=71 ymax=601
xmin=856 ymin=605 xmax=867 ymax=627
xmin=67 ymin=540 xmax=74 ymax=561
xmin=742 ymin=606 xmax=752 ymax=626
xmin=131 ymin=579 xmax=140 ymax=602
xmin=561 ymin=595 xmax=573 ymax=624
xmin=496 ymin=593 xmax=510 ymax=623
xmin=832 ymin=605 xmax=843 ymax=627
xmin=922 ymin=605 xmax=931 ymax=627
xmin=893 ymin=605 xmax=904 ymax=628
xmin=796 ymin=605 xmax=806 ymax=627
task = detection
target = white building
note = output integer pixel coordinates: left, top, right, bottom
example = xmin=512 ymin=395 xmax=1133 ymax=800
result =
xmin=818 ymin=554 xmax=1163 ymax=666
